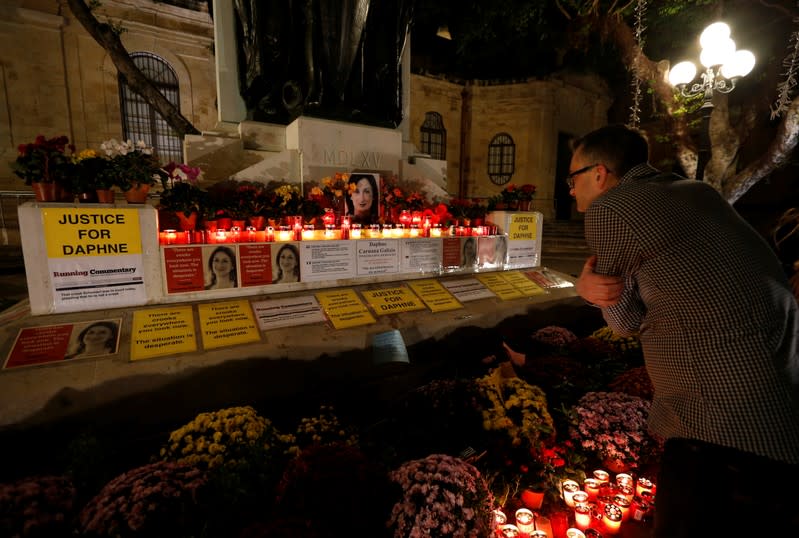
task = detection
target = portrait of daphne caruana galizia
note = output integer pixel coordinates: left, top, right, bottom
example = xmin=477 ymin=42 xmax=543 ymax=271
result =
xmin=204 ymin=245 xmax=238 ymax=290
xmin=64 ymin=320 xmax=120 ymax=360
xmin=273 ymin=243 xmax=300 ymax=284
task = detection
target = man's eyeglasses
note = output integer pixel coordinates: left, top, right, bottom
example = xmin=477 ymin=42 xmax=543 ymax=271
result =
xmin=565 ymin=163 xmax=600 ymax=189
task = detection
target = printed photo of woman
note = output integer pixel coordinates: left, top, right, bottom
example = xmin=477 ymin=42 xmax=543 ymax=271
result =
xmin=273 ymin=243 xmax=300 ymax=284
xmin=65 ymin=320 xmax=119 ymax=360
xmin=345 ymin=173 xmax=380 ymax=224
xmin=461 ymin=237 xmax=477 ymax=268
xmin=205 ymin=246 xmax=238 ymax=290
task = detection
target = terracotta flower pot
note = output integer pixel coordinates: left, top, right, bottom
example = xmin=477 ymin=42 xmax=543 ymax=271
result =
xmin=249 ymin=216 xmax=266 ymax=229
xmin=31 ymin=181 xmax=57 ymax=202
xmin=96 ymin=189 xmax=115 ymax=203
xmin=204 ymin=220 xmax=218 ymax=232
xmin=124 ymin=182 xmax=150 ymax=204
xmin=521 ymin=489 xmax=545 ymax=510
xmin=216 ymin=217 xmax=232 ymax=230
xmin=176 ymin=211 xmax=198 ymax=231
xmin=518 ymin=200 xmax=531 ymax=211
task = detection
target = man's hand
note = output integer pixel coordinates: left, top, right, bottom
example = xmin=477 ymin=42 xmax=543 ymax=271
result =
xmin=576 ymin=255 xmax=623 ymax=306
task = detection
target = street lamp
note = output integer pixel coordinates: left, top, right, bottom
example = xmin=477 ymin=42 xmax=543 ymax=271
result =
xmin=668 ymin=22 xmax=755 ymax=181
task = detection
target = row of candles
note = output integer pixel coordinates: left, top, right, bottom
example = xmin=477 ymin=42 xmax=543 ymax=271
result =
xmin=159 ymin=220 xmax=499 ymax=245
xmin=493 ymin=469 xmax=656 ymax=538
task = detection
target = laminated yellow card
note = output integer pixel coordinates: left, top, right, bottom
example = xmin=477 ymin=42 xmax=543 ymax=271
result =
xmin=408 ymin=279 xmax=463 ymax=312
xmin=362 ymin=286 xmax=426 ymax=316
xmin=476 ymin=273 xmax=524 ymax=300
xmin=131 ymin=306 xmax=197 ymax=361
xmin=315 ymin=289 xmax=376 ymax=329
xmin=197 ymin=299 xmax=261 ymax=350
xmin=503 ymin=271 xmax=547 ymax=296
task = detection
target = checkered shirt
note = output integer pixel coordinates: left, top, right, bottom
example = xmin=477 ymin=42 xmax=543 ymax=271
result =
xmin=585 ymin=163 xmax=799 ymax=464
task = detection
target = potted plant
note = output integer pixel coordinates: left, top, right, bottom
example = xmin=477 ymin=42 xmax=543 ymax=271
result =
xmin=11 ymin=134 xmax=75 ymax=202
xmin=100 ymin=139 xmax=166 ymax=203
xmin=517 ymin=184 xmax=537 ymax=211
xmin=569 ymin=391 xmax=663 ymax=473
xmin=158 ymin=162 xmax=206 ymax=231
xmin=69 ymin=149 xmax=103 ymax=203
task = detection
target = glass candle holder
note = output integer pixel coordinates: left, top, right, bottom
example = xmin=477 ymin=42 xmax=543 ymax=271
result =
xmin=277 ymin=226 xmax=292 ymax=241
xmin=492 ymin=509 xmax=507 ymax=527
xmin=603 ymin=504 xmax=623 ymax=535
xmin=584 ymin=478 xmax=601 ymax=501
xmin=566 ymin=529 xmax=586 ymax=538
xmin=562 ymin=480 xmax=580 ymax=507
xmin=430 ymin=224 xmax=442 ymax=237
xmin=615 ymin=473 xmax=633 ymax=488
xmin=613 ymin=494 xmax=631 ymax=521
xmin=514 ymin=508 xmax=535 ymax=535
xmin=636 ymin=477 xmax=654 ymax=497
xmin=574 ymin=505 xmax=592 ymax=530
xmin=572 ymin=491 xmax=589 ymax=510
xmin=593 ymin=470 xmax=610 ymax=486
xmin=499 ymin=524 xmax=520 ymax=538
xmin=350 ymin=223 xmax=362 ymax=239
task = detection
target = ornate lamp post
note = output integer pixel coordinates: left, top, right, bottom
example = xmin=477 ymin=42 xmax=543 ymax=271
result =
xmin=668 ymin=22 xmax=756 ymax=181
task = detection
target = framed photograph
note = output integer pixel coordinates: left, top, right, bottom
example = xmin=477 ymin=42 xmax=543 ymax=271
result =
xmin=343 ymin=172 xmax=381 ymax=224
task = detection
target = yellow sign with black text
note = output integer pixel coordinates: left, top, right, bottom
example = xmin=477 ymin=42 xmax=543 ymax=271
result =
xmin=198 ymin=300 xmax=261 ymax=350
xmin=362 ymin=286 xmax=426 ymax=315
xmin=507 ymin=213 xmax=537 ymax=241
xmin=42 ymin=208 xmax=142 ymax=258
xmin=131 ymin=306 xmax=198 ymax=361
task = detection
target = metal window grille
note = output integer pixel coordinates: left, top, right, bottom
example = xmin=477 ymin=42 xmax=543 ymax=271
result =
xmin=488 ymin=133 xmax=515 ymax=185
xmin=119 ymin=52 xmax=183 ymax=164
xmin=420 ymin=111 xmax=446 ymax=160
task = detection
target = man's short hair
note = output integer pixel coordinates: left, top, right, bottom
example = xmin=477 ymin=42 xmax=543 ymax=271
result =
xmin=571 ymin=124 xmax=649 ymax=177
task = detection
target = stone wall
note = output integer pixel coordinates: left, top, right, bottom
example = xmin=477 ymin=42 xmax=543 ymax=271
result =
xmin=0 ymin=1 xmax=216 ymax=192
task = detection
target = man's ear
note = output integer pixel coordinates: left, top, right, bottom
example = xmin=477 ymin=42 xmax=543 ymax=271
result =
xmin=597 ymin=164 xmax=616 ymax=190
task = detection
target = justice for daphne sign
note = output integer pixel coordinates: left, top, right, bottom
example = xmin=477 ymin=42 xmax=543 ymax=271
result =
xmin=42 ymin=208 xmax=146 ymax=311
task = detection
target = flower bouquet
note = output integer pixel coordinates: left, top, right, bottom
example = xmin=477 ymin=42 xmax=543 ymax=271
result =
xmin=291 ymin=405 xmax=359 ymax=451
xmin=78 ymin=461 xmax=207 ymax=537
xmin=0 ymin=475 xmax=77 ymax=537
xmin=160 ymin=405 xmax=294 ymax=468
xmin=11 ymin=134 xmax=75 ymax=201
xmin=158 ymin=162 xmax=206 ymax=224
xmin=99 ymin=139 xmax=165 ymax=202
xmin=474 ymin=365 xmax=555 ymax=449
xmin=569 ymin=391 xmax=663 ymax=471
xmin=531 ymin=325 xmax=578 ymax=351
xmin=387 ymin=453 xmax=493 ymax=538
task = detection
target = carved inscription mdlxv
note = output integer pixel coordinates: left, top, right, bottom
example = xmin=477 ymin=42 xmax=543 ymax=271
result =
xmin=323 ymin=150 xmax=383 ymax=168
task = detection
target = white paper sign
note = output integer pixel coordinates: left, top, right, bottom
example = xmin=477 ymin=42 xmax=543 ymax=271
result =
xmin=299 ymin=240 xmax=357 ymax=282
xmin=399 ymin=238 xmax=443 ymax=273
xmin=507 ymin=239 xmax=539 ymax=269
xmin=356 ymin=239 xmax=400 ymax=276
xmin=441 ymin=278 xmax=496 ymax=302
xmin=251 ymin=295 xmax=327 ymax=331
xmin=50 ymin=255 xmax=146 ymax=312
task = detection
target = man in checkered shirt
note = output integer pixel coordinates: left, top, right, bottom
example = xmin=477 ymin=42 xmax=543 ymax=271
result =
xmin=570 ymin=124 xmax=799 ymax=536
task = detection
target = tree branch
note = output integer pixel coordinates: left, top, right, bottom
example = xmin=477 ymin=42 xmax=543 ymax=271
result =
xmin=66 ymin=0 xmax=200 ymax=140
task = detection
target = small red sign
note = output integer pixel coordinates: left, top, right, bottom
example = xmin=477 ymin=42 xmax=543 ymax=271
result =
xmin=5 ymin=324 xmax=74 ymax=368
xmin=239 ymin=244 xmax=272 ymax=287
xmin=442 ymin=238 xmax=461 ymax=267
xmin=164 ymin=246 xmax=205 ymax=293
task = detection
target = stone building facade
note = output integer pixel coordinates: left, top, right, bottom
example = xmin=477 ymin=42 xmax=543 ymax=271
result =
xmin=0 ymin=1 xmax=610 ymax=247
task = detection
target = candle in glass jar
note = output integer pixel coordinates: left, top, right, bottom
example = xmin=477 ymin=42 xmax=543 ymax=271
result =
xmin=514 ymin=508 xmax=535 ymax=534
xmin=613 ymin=494 xmax=631 ymax=521
xmin=499 ymin=524 xmax=520 ymax=538
xmin=492 ymin=509 xmax=507 ymax=526
xmin=562 ymin=480 xmax=580 ymax=507
xmin=572 ymin=491 xmax=589 ymax=510
xmin=583 ymin=478 xmax=601 ymax=501
xmin=277 ymin=226 xmax=292 ymax=241
xmin=615 ymin=473 xmax=633 ymax=488
xmin=574 ymin=505 xmax=592 ymax=530
xmin=593 ymin=470 xmax=610 ymax=486
xmin=266 ymin=226 xmax=275 ymax=242
xmin=636 ymin=477 xmax=654 ymax=497
xmin=165 ymin=229 xmax=177 ymax=245
xmin=302 ymin=225 xmax=315 ymax=241
xmin=350 ymin=223 xmax=361 ymax=239
xmin=603 ymin=504 xmax=623 ymax=534
xmin=530 ymin=531 xmax=548 ymax=538
xmin=566 ymin=529 xmax=586 ymax=538
xmin=430 ymin=224 xmax=442 ymax=237
xmin=340 ymin=216 xmax=351 ymax=240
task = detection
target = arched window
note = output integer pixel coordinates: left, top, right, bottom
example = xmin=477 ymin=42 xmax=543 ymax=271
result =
xmin=118 ymin=53 xmax=183 ymax=163
xmin=487 ymin=133 xmax=515 ymax=185
xmin=420 ymin=111 xmax=446 ymax=160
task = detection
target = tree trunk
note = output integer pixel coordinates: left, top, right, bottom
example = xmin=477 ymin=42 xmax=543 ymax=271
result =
xmin=604 ymin=14 xmax=799 ymax=203
xmin=65 ymin=0 xmax=200 ymax=137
